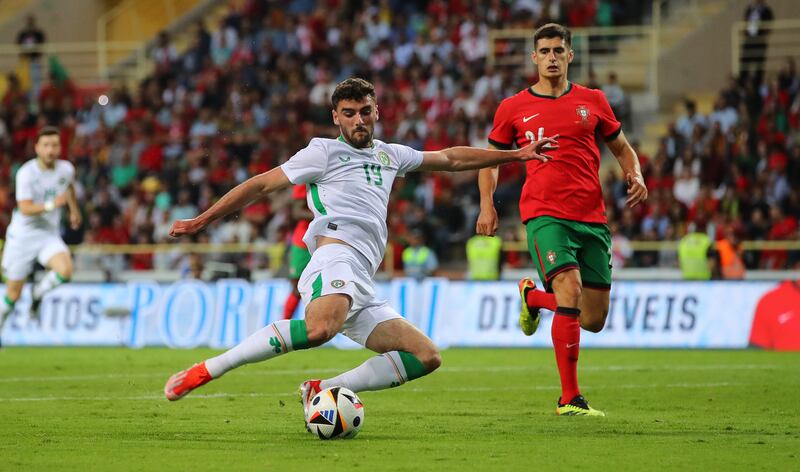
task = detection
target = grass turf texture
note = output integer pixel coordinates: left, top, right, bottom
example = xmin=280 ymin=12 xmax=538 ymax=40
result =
xmin=1 ymin=348 xmax=798 ymax=471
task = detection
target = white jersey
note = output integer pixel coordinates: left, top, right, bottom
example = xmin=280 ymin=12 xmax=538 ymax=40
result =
xmin=7 ymin=158 xmax=75 ymax=236
xmin=280 ymin=136 xmax=423 ymax=272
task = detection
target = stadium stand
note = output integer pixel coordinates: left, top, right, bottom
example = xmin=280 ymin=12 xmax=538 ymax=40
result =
xmin=0 ymin=0 xmax=797 ymax=279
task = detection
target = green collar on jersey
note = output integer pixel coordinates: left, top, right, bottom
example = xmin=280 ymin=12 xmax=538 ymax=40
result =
xmin=528 ymin=81 xmax=573 ymax=99
xmin=337 ymin=134 xmax=374 ymax=150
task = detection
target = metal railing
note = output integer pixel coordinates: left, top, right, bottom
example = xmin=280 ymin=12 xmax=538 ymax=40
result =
xmin=65 ymin=239 xmax=800 ymax=280
xmin=0 ymin=42 xmax=146 ymax=86
xmin=96 ymin=0 xmax=208 ymax=81
xmin=731 ymin=19 xmax=800 ymax=78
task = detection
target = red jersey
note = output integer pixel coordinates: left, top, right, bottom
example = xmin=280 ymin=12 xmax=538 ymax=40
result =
xmin=488 ymin=82 xmax=621 ymax=224
xmin=749 ymin=281 xmax=800 ymax=351
xmin=291 ymin=185 xmax=310 ymax=248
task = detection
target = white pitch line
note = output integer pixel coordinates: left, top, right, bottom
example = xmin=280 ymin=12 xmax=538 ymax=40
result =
xmin=0 ymin=382 xmax=747 ymax=403
xmin=0 ymin=363 xmax=780 ymax=384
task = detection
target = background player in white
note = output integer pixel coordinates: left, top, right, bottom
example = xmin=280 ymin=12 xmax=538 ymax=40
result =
xmin=0 ymin=126 xmax=81 ymax=340
xmin=163 ymin=79 xmax=558 ymax=420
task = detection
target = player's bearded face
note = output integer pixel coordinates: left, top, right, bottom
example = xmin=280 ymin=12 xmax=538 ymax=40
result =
xmin=532 ymin=37 xmax=573 ymax=79
xmin=35 ymin=135 xmax=61 ymax=166
xmin=334 ymin=98 xmax=378 ymax=148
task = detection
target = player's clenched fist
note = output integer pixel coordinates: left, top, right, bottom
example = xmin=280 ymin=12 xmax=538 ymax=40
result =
xmin=476 ymin=205 xmax=499 ymax=236
xmin=169 ymin=219 xmax=202 ymax=237
xmin=625 ymin=172 xmax=648 ymax=208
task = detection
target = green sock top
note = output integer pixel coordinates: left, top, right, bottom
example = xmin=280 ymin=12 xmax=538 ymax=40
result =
xmin=399 ymin=351 xmax=427 ymax=381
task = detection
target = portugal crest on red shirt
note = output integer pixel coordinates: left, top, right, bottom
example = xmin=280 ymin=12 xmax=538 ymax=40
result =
xmin=576 ymin=105 xmax=591 ymax=128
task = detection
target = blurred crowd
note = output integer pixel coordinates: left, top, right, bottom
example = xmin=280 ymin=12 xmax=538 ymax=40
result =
xmin=1 ymin=0 xmax=795 ymax=278
xmin=605 ymin=62 xmax=800 ymax=270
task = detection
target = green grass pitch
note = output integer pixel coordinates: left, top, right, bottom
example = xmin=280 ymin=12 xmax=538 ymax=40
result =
xmin=1 ymin=347 xmax=798 ymax=471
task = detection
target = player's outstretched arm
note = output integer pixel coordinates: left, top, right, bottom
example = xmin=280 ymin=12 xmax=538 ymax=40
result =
xmin=169 ymin=167 xmax=292 ymax=237
xmin=607 ymin=130 xmax=648 ymax=208
xmin=417 ymin=136 xmax=558 ymax=172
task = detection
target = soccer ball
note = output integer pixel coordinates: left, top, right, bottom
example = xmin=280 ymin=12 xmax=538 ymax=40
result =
xmin=306 ymin=387 xmax=364 ymax=439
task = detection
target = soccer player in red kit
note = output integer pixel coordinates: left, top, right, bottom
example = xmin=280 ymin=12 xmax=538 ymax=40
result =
xmin=477 ymin=23 xmax=648 ymax=416
xmin=749 ymin=280 xmax=800 ymax=351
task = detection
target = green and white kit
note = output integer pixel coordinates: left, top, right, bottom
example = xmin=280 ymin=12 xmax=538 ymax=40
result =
xmin=1 ymin=159 xmax=74 ymax=280
xmin=280 ymin=136 xmax=423 ymax=345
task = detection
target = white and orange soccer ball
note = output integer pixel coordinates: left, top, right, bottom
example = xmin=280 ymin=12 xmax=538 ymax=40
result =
xmin=306 ymin=387 xmax=364 ymax=439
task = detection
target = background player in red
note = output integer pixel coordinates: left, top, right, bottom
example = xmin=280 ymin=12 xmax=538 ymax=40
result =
xmin=476 ymin=23 xmax=648 ymax=416
xmin=749 ymin=280 xmax=800 ymax=351
xmin=281 ymin=184 xmax=313 ymax=320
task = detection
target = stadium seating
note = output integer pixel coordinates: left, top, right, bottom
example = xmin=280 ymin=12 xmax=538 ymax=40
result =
xmin=0 ymin=0 xmax=797 ymax=277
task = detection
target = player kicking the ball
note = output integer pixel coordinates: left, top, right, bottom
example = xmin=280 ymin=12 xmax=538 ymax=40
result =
xmin=476 ymin=24 xmax=647 ymax=416
xmin=164 ymin=79 xmax=558 ymax=423
xmin=0 ymin=127 xmax=81 ymax=342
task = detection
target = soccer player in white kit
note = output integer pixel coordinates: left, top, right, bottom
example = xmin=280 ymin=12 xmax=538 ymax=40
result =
xmin=163 ymin=79 xmax=558 ymax=421
xmin=0 ymin=127 xmax=81 ymax=341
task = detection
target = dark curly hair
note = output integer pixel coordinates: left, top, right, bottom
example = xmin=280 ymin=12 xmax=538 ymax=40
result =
xmin=331 ymin=78 xmax=376 ymax=109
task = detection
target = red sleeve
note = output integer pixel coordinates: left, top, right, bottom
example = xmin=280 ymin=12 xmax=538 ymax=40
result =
xmin=594 ymin=90 xmax=622 ymax=141
xmin=292 ymin=184 xmax=307 ymax=200
xmin=748 ymin=293 xmax=773 ymax=349
xmin=487 ymin=98 xmax=515 ymax=150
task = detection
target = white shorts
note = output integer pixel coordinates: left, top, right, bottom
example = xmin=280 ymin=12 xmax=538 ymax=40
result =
xmin=298 ymin=243 xmax=401 ymax=346
xmin=1 ymin=230 xmax=69 ymax=280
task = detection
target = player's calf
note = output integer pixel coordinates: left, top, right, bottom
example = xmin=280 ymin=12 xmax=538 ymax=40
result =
xmin=314 ymin=350 xmax=436 ymax=396
xmin=578 ymin=287 xmax=611 ymax=333
xmin=316 ymin=319 xmax=442 ymax=394
xmin=579 ymin=311 xmax=608 ymax=333
xmin=31 ymin=271 xmax=71 ymax=317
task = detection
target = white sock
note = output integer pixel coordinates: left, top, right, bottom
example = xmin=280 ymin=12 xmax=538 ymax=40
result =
xmin=205 ymin=319 xmax=310 ymax=378
xmin=0 ymin=296 xmax=15 ymax=331
xmin=32 ymin=271 xmax=68 ymax=300
xmin=320 ymin=351 xmax=429 ymax=393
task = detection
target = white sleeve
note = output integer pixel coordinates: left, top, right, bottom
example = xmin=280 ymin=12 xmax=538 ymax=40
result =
xmin=280 ymin=138 xmax=329 ymax=184
xmin=388 ymin=143 xmax=423 ymax=177
xmin=62 ymin=161 xmax=76 ymax=184
xmin=15 ymin=166 xmax=34 ymax=201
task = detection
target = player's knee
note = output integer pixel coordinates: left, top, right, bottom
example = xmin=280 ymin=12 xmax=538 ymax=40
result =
xmin=4 ymin=282 xmax=24 ymax=301
xmin=555 ymin=280 xmax=582 ymax=306
xmin=417 ymin=346 xmax=442 ymax=373
xmin=305 ymin=323 xmax=337 ymax=347
xmin=58 ymin=267 xmax=73 ymax=280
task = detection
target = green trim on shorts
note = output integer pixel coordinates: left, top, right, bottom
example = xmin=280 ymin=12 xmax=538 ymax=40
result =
xmin=311 ymin=274 xmax=323 ymax=300
xmin=526 ymin=216 xmax=612 ymax=290
xmin=398 ymin=351 xmax=427 ymax=380
xmin=288 ymin=245 xmax=311 ymax=279
xmin=309 ymin=183 xmax=327 ymax=215
xmin=289 ymin=319 xmax=309 ymax=350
